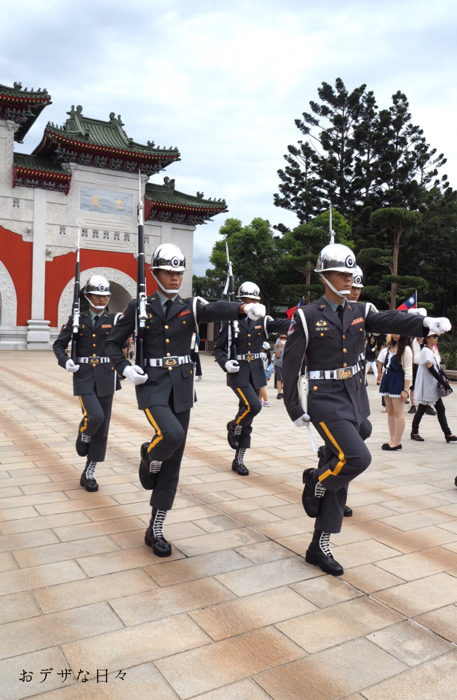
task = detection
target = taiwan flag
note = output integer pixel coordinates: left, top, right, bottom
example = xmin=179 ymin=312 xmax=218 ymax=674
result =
xmin=286 ymin=297 xmax=305 ymax=319
xmin=397 ymin=292 xmax=417 ymax=311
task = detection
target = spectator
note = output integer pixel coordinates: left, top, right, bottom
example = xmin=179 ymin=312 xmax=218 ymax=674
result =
xmin=379 ymin=334 xmax=412 ymax=450
xmin=274 ymin=333 xmax=287 ymax=399
xmin=259 ymin=342 xmax=273 ymax=406
xmin=411 ymin=333 xmax=457 ymax=443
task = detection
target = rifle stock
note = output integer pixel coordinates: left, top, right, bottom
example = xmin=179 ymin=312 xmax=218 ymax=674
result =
xmin=136 ymin=171 xmax=148 ymax=366
xmin=71 ymin=230 xmax=81 ymax=363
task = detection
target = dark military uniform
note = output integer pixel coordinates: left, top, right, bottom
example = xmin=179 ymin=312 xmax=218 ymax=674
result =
xmin=214 ymin=316 xmax=290 ymax=448
xmin=282 ymin=296 xmax=426 ymax=533
xmin=105 ymin=294 xmax=242 ymax=511
xmin=53 ymin=310 xmax=121 ymax=463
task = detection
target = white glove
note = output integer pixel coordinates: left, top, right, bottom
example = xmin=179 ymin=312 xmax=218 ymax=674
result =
xmin=225 ymin=360 xmax=240 ymax=373
xmin=407 ymin=308 xmax=427 ymax=317
xmin=65 ymin=359 xmax=80 ymax=373
xmin=423 ymin=317 xmax=452 ymax=335
xmin=294 ymin=413 xmax=311 ymax=427
xmin=123 ymin=365 xmax=148 ymax=385
xmin=244 ymin=303 xmax=266 ymax=321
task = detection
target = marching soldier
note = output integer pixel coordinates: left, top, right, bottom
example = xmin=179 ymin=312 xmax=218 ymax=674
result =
xmin=105 ymin=244 xmax=265 ymax=558
xmin=53 ymin=275 xmax=121 ymax=492
xmin=214 ymin=282 xmax=290 ymax=475
xmin=282 ymin=243 xmax=451 ymax=576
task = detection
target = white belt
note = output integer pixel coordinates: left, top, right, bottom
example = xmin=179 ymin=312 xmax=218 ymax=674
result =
xmin=308 ymin=363 xmax=360 ymax=380
xmin=144 ymin=355 xmax=191 ymax=368
xmin=78 ymin=356 xmax=110 ymax=364
xmin=236 ymin=353 xmax=261 ymax=362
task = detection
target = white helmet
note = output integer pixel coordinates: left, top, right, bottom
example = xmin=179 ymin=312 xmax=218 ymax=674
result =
xmin=315 ymin=243 xmax=356 ymax=274
xmin=150 ymin=243 xmax=186 ymax=272
xmin=352 ymin=265 xmax=364 ymax=288
xmin=315 ymin=243 xmax=356 ymax=298
xmin=237 ymin=281 xmax=261 ymax=300
xmin=84 ymin=274 xmax=111 ymax=310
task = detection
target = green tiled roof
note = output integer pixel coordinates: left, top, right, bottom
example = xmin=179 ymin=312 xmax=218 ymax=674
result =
xmin=14 ymin=153 xmax=67 ymax=175
xmin=43 ymin=105 xmax=179 ymax=158
xmin=145 ymin=181 xmax=227 ymax=211
xmin=0 ymin=82 xmax=51 ymax=143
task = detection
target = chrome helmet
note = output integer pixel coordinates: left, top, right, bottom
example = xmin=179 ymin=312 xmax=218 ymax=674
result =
xmin=237 ymin=281 xmax=261 ymax=300
xmin=352 ymin=265 xmax=364 ymax=288
xmin=150 ymin=243 xmax=186 ymax=272
xmin=315 ymin=243 xmax=356 ymax=275
xmin=84 ymin=275 xmax=111 ymax=296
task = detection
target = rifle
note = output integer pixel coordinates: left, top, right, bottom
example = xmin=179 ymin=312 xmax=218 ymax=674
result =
xmin=329 ymin=205 xmax=335 ymax=245
xmin=223 ymin=242 xmax=239 ymax=360
xmin=71 ymin=230 xmax=81 ymax=363
xmin=135 ymin=171 xmax=148 ymax=367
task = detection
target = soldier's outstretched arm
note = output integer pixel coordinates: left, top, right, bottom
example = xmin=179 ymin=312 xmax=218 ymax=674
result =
xmin=53 ymin=316 xmax=73 ymax=368
xmin=266 ymin=317 xmax=292 ymax=334
xmin=282 ymin=314 xmax=308 ymax=423
xmin=104 ymin=301 xmax=136 ymax=376
xmin=366 ymin=308 xmax=450 ymax=338
xmin=213 ymin=323 xmax=229 ymax=370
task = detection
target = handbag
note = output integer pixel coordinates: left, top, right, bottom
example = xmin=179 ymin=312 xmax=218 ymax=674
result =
xmin=438 ymin=368 xmax=453 ymax=398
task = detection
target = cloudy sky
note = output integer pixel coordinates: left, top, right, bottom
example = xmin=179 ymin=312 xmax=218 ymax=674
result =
xmin=1 ymin=0 xmax=456 ymax=274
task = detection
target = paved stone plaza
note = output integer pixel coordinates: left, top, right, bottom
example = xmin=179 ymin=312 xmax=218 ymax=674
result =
xmin=1 ymin=351 xmax=457 ymax=699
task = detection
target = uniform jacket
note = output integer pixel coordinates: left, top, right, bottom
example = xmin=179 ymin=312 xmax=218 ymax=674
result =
xmin=105 ymin=294 xmax=243 ymax=413
xmin=214 ymin=316 xmax=291 ymax=391
xmin=282 ymin=296 xmax=426 ymax=424
xmin=53 ymin=310 xmax=121 ymax=398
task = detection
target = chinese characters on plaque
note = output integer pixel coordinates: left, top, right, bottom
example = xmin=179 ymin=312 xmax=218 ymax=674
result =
xmin=79 ymin=188 xmax=134 ymax=217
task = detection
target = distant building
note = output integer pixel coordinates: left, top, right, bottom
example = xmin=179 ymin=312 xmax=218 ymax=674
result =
xmin=0 ymin=82 xmax=227 ymax=349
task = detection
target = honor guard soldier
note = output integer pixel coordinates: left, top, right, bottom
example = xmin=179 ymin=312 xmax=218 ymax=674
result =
xmin=282 ymin=243 xmax=451 ymax=576
xmin=105 ymin=244 xmax=265 ymax=558
xmin=214 ymin=282 xmax=290 ymax=475
xmin=53 ymin=275 xmax=121 ymax=492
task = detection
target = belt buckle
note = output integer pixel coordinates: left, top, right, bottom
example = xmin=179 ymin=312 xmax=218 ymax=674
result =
xmin=90 ymin=358 xmax=100 ymax=366
xmin=337 ymin=367 xmax=352 ymax=380
xmin=164 ymin=356 xmax=178 ymax=367
xmin=245 ymin=353 xmax=255 ymax=362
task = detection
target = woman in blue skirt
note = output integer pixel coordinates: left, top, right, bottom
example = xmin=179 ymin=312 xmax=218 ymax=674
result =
xmin=380 ymin=334 xmax=413 ymax=450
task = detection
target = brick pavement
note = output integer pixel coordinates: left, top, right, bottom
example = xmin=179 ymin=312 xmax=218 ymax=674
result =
xmin=1 ymin=350 xmax=457 ymax=699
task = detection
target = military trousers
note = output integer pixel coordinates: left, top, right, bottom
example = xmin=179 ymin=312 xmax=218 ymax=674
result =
xmin=230 ymin=383 xmax=262 ymax=449
xmin=143 ymin=404 xmax=191 ymax=511
xmin=312 ymin=417 xmax=372 ymax=533
xmin=78 ymin=393 xmax=114 ymax=462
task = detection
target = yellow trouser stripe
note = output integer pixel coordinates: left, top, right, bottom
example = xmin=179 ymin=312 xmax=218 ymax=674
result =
xmin=145 ymin=409 xmax=163 ymax=452
xmin=78 ymin=396 xmax=89 ymax=432
xmin=318 ymin=422 xmax=346 ymax=481
xmin=236 ymin=388 xmax=250 ymax=424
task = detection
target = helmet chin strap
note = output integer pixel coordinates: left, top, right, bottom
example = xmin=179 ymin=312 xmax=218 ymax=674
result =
xmin=322 ymin=275 xmax=351 ymax=299
xmin=85 ymin=296 xmax=108 ymax=311
xmin=152 ymin=271 xmax=179 ymax=295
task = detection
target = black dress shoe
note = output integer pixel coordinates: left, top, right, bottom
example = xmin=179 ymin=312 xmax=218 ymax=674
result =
xmin=408 ymin=405 xmax=416 ymax=414
xmin=138 ymin=442 xmax=158 ymax=490
xmin=381 ymin=443 xmax=402 ymax=451
xmin=76 ymin=431 xmax=90 ymax=457
xmin=232 ymin=459 xmax=249 ymax=476
xmin=302 ymin=468 xmax=324 ymax=518
xmin=144 ymin=525 xmax=172 ymax=557
xmin=227 ymin=421 xmax=241 ymax=449
xmin=80 ymin=470 xmax=98 ymax=492
xmin=425 ymin=406 xmax=437 ymax=415
xmin=305 ymin=531 xmax=343 ymax=576
xmin=343 ymin=505 xmax=353 ymax=517
xmin=410 ymin=432 xmax=424 ymax=442
xmin=276 ymin=393 xmax=283 ymax=399
xmin=446 ymin=435 xmax=457 ymax=443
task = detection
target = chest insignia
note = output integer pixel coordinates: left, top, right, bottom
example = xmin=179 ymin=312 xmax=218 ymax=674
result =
xmin=177 ymin=309 xmax=190 ymax=317
xmin=255 ymin=325 xmax=262 ymax=329
xmin=102 ymin=324 xmax=112 ymax=328
xmin=316 ymin=320 xmax=327 ymax=327
xmin=351 ymin=317 xmax=364 ymax=325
